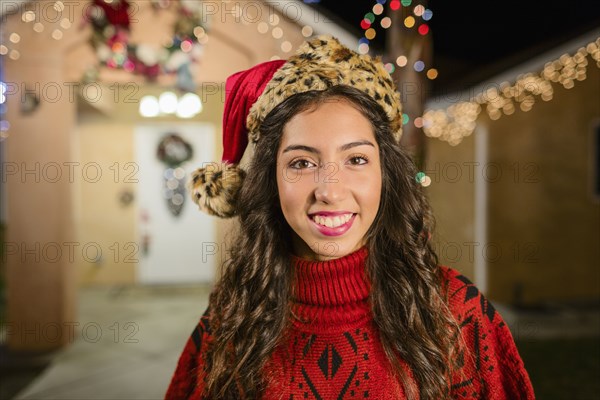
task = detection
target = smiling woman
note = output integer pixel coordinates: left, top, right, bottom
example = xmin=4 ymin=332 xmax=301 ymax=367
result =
xmin=166 ymin=35 xmax=536 ymax=400
xmin=275 ymin=94 xmax=382 ymax=260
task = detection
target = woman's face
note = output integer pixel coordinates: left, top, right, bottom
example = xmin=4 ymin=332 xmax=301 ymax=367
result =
xmin=276 ymin=98 xmax=382 ymax=261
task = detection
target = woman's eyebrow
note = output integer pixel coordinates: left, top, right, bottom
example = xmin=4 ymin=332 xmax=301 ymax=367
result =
xmin=282 ymin=140 xmax=375 ymax=154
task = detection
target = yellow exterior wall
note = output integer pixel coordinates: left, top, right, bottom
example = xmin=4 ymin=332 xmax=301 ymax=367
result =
xmin=426 ymin=134 xmax=476 ymax=280
xmin=427 ymin=66 xmax=600 ymax=305
xmin=486 ymin=66 xmax=600 ymax=304
xmin=74 ymin=84 xmax=228 ymax=286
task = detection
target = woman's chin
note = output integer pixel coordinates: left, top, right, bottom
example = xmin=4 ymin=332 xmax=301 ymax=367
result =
xmin=307 ymin=240 xmax=362 ymax=261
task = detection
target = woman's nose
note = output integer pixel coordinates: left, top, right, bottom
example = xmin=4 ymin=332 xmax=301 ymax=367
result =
xmin=313 ymin=163 xmax=346 ymax=203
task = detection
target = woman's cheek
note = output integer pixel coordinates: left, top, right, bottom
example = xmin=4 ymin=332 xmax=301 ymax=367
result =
xmin=279 ymin=171 xmax=308 ymax=210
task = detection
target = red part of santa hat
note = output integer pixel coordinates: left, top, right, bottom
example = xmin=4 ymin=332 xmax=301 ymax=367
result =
xmin=221 ymin=59 xmax=286 ymax=165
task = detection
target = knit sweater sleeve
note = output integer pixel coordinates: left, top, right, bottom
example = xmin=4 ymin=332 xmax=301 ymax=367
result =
xmin=165 ymin=307 xmax=212 ymax=400
xmin=441 ymin=266 xmax=536 ymax=399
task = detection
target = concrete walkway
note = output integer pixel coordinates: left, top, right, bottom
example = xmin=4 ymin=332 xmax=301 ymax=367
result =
xmin=12 ymin=285 xmax=211 ymax=400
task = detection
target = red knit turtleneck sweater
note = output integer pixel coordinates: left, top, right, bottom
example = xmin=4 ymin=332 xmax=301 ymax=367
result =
xmin=165 ymin=246 xmax=535 ymax=399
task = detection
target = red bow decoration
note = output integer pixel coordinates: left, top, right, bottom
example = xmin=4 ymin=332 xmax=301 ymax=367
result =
xmin=92 ymin=0 xmax=131 ymax=29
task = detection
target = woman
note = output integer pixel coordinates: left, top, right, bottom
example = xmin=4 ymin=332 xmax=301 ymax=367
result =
xmin=166 ymin=35 xmax=535 ymax=399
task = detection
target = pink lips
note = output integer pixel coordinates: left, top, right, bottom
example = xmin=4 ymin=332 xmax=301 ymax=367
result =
xmin=309 ymin=211 xmax=352 ymax=217
xmin=309 ymin=213 xmax=356 ymax=237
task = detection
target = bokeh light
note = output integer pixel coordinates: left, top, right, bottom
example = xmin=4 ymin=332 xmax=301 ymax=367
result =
xmin=402 ymin=113 xmax=409 ymax=125
xmin=413 ymin=5 xmax=425 ymax=16
xmin=257 ymin=22 xmax=269 ymax=34
xmin=415 ymin=172 xmax=426 ymax=183
xmin=302 ymin=25 xmax=313 ymax=37
xmin=426 ymin=68 xmax=438 ymax=79
xmin=271 ymin=27 xmax=283 ymax=39
xmin=281 ymin=41 xmax=292 ymax=52
xmin=396 ymin=55 xmax=408 ymax=67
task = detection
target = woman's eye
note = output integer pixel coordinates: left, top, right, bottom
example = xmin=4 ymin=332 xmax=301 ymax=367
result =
xmin=348 ymin=156 xmax=368 ymax=165
xmin=289 ymin=159 xmax=315 ymax=169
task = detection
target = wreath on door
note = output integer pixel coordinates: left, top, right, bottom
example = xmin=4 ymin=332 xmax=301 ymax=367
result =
xmin=157 ymin=133 xmax=193 ymax=217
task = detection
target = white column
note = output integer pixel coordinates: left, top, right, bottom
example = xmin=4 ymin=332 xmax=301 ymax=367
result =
xmin=474 ymin=124 xmax=488 ymax=293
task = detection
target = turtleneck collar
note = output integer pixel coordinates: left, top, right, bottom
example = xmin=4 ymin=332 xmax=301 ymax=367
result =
xmin=290 ymin=246 xmax=371 ymax=329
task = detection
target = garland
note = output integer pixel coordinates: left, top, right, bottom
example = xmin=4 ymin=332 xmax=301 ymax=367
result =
xmin=84 ymin=0 xmax=208 ymax=92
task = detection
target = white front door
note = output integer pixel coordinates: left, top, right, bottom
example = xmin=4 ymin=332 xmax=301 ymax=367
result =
xmin=134 ymin=123 xmax=216 ymax=284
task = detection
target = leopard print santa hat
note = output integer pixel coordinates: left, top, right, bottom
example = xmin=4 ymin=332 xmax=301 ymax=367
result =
xmin=189 ymin=34 xmax=403 ymax=218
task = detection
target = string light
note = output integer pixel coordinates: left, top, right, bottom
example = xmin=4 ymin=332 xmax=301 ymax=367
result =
xmin=414 ymin=60 xmax=425 ymax=72
xmin=257 ymin=22 xmax=269 ymax=34
xmin=22 ymin=11 xmax=35 ymax=23
xmin=302 ymin=25 xmax=314 ymax=37
xmin=1 ymin=60 xmax=8 ymax=140
xmin=1 ymin=0 xmax=76 ymax=59
xmin=358 ymin=1 xmax=437 ymax=81
xmin=51 ymin=29 xmax=63 ymax=40
xmin=402 ymin=113 xmax=410 ymax=125
xmin=426 ymin=68 xmax=438 ymax=79
xmin=413 ymin=5 xmax=425 ymax=16
xmin=271 ymin=27 xmax=283 ymax=39
xmin=396 ymin=55 xmax=408 ymax=67
xmin=251 ymin=5 xmax=313 ymax=59
xmin=54 ymin=1 xmax=65 ymax=12
xmin=422 ymin=38 xmax=600 ymax=145
xmin=269 ymin=14 xmax=280 ymax=26
xmin=281 ymin=41 xmax=292 ymax=52
xmin=193 ymin=26 xmax=206 ymax=39
xmin=415 ymin=172 xmax=432 ymax=187
xmin=60 ymin=18 xmax=71 ymax=29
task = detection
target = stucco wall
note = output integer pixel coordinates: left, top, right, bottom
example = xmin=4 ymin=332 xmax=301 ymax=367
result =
xmin=426 ymin=65 xmax=600 ymax=305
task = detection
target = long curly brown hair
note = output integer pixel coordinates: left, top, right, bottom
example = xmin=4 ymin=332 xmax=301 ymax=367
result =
xmin=203 ymin=85 xmax=462 ymax=399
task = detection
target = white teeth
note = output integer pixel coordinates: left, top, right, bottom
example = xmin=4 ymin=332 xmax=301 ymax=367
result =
xmin=311 ymin=213 xmax=353 ymax=228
